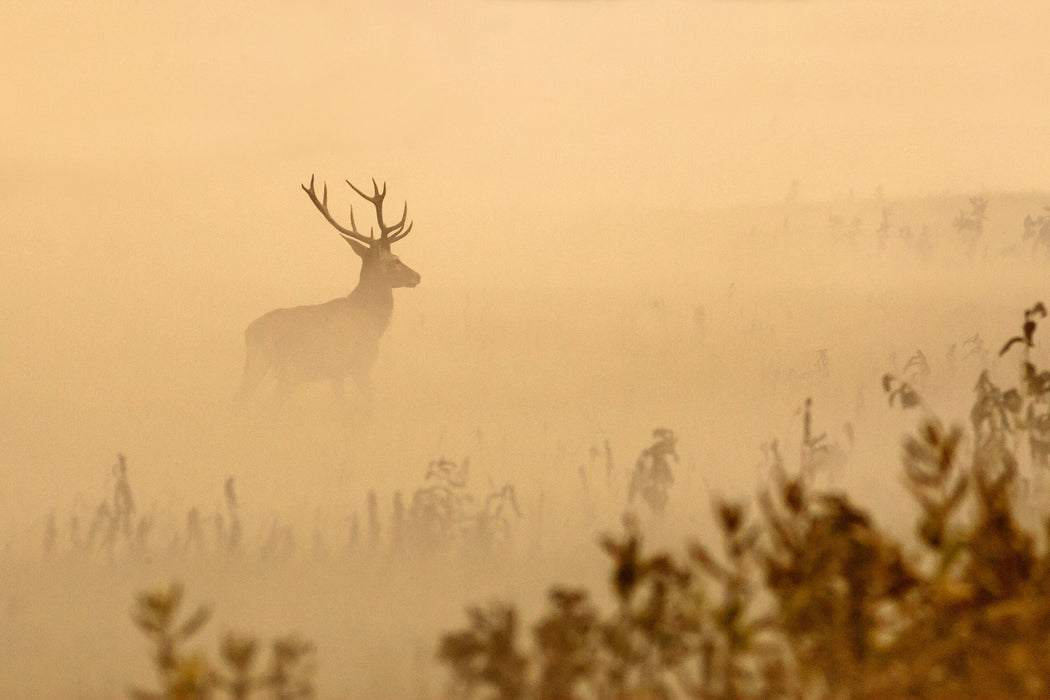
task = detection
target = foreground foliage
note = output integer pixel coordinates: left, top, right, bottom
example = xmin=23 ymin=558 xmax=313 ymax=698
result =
xmin=438 ymin=303 xmax=1050 ymax=699
xmin=130 ymin=583 xmax=315 ymax=700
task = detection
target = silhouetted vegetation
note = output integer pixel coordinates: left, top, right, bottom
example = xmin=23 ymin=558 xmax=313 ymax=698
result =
xmin=20 ymin=196 xmax=1050 ymax=698
xmin=437 ymin=302 xmax=1050 ymax=699
xmin=130 ymin=582 xmax=315 ymax=699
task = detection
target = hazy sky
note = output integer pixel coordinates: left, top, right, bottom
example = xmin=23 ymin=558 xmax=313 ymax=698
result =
xmin=5 ymin=0 xmax=1049 ymax=213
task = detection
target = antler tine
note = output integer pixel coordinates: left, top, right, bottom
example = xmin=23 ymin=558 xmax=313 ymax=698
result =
xmin=345 ymin=179 xmax=383 ymax=203
xmin=385 ymin=206 xmax=413 ymax=244
xmin=381 ymin=201 xmax=407 ymax=234
xmin=347 ymin=206 xmax=375 ymax=243
xmin=387 ymin=221 xmax=413 ymax=245
xmin=302 ymin=175 xmax=374 ymax=246
xmin=345 ymin=178 xmax=413 ymax=244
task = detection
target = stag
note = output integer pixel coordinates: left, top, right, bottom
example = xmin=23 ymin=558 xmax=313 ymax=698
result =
xmin=237 ymin=176 xmax=420 ymax=408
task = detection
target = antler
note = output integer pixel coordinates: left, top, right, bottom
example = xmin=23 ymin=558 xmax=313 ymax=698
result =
xmin=301 ymin=175 xmax=413 ymax=249
xmin=345 ymin=178 xmax=413 ymax=245
xmin=301 ymin=175 xmax=375 ymax=247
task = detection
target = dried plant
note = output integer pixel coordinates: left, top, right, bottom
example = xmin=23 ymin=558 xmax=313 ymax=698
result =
xmin=759 ymin=458 xmax=916 ymax=699
xmin=1022 ymin=206 xmax=1050 ymax=259
xmin=599 ymin=514 xmax=698 ymax=698
xmin=437 ymin=602 xmax=529 ymax=700
xmin=130 ymin=582 xmax=315 ymax=700
xmin=130 ymin=582 xmax=215 ymax=700
xmin=466 ymin=485 xmax=522 ymax=556
xmin=404 ymin=459 xmax=476 ymax=553
xmin=953 ymin=195 xmax=987 ymax=258
xmin=533 ymin=588 xmax=601 ymax=700
xmin=881 ymin=372 xmax=921 ymax=409
xmin=627 ymin=429 xmax=678 ymax=515
xmin=401 ymin=459 xmax=520 ymax=556
xmin=438 ymin=302 xmax=1050 ymax=700
xmin=68 ymin=453 xmax=152 ymax=559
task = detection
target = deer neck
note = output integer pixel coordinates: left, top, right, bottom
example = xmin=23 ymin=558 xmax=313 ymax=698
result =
xmin=348 ymin=271 xmax=394 ymax=326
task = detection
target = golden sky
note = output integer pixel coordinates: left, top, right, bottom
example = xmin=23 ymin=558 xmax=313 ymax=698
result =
xmin=5 ymin=0 xmax=1049 ymax=212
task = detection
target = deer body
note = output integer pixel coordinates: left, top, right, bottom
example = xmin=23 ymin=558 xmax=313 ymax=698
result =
xmin=237 ymin=176 xmax=419 ymax=406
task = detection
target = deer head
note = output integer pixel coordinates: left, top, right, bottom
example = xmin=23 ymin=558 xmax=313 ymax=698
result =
xmin=302 ymin=175 xmax=420 ymax=289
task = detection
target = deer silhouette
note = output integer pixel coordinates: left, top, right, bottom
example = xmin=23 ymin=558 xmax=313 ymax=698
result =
xmin=237 ymin=176 xmax=420 ymax=408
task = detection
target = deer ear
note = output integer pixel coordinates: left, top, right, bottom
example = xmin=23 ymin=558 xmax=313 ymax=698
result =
xmin=346 ymin=239 xmax=370 ymax=258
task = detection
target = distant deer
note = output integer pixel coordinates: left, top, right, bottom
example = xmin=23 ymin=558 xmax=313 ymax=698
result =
xmin=237 ymin=175 xmax=420 ymax=408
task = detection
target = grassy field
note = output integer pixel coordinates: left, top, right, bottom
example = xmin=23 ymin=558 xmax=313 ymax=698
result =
xmin=4 ymin=190 xmax=1050 ymax=698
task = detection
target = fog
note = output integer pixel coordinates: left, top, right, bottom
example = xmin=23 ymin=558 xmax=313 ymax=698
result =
xmin=3 ymin=1 xmax=1050 ymax=697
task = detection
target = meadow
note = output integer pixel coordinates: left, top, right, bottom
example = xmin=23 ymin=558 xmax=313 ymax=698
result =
xmin=4 ymin=187 xmax=1050 ymax=698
